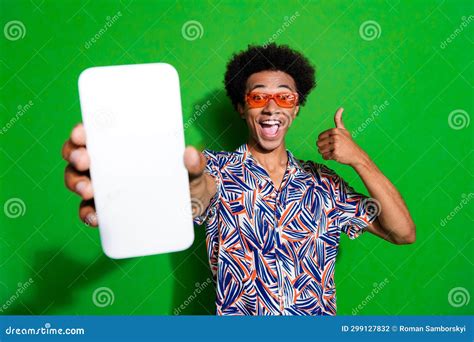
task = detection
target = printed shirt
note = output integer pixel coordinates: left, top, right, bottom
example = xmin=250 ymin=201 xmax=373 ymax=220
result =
xmin=193 ymin=143 xmax=378 ymax=315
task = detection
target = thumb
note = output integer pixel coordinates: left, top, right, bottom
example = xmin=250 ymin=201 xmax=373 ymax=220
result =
xmin=334 ymin=107 xmax=345 ymax=129
xmin=184 ymin=146 xmax=206 ymax=181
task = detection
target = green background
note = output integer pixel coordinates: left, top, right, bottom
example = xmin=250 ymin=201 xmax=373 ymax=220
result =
xmin=0 ymin=0 xmax=472 ymax=315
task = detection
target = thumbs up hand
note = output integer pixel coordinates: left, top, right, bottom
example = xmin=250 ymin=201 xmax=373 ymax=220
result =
xmin=316 ymin=107 xmax=367 ymax=167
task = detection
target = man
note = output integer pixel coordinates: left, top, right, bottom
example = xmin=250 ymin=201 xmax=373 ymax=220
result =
xmin=62 ymin=43 xmax=415 ymax=315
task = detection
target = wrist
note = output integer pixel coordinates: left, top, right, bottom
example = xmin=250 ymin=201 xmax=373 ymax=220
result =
xmin=350 ymin=150 xmax=373 ymax=172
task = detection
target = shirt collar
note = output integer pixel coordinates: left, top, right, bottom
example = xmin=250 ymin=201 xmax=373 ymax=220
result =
xmin=236 ymin=143 xmax=304 ymax=175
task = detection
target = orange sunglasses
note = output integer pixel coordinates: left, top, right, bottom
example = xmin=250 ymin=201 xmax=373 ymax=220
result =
xmin=246 ymin=92 xmax=299 ymax=108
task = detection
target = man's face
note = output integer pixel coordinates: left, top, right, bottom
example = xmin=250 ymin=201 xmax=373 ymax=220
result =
xmin=238 ymin=70 xmax=299 ymax=152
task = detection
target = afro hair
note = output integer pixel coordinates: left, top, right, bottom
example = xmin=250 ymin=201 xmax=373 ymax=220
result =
xmin=224 ymin=43 xmax=316 ymax=111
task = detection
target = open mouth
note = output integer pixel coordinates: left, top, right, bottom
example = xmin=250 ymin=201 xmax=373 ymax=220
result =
xmin=259 ymin=119 xmax=282 ymax=139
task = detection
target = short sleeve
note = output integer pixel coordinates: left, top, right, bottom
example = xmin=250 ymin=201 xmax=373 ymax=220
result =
xmin=328 ymin=168 xmax=379 ymax=239
xmin=193 ymin=149 xmax=221 ymax=226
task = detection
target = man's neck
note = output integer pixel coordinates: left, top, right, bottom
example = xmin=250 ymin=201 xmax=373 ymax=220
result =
xmin=246 ymin=140 xmax=288 ymax=172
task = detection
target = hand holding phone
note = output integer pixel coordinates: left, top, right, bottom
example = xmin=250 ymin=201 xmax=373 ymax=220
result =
xmin=70 ymin=63 xmax=197 ymax=259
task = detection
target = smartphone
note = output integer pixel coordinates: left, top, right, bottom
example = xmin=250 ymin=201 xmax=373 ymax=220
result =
xmin=78 ymin=63 xmax=194 ymax=259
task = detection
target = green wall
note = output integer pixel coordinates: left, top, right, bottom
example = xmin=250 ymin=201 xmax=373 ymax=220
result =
xmin=0 ymin=0 xmax=472 ymax=315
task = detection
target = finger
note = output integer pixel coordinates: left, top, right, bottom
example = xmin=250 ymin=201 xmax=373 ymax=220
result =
xmin=318 ymin=145 xmax=334 ymax=155
xmin=318 ymin=144 xmax=334 ymax=153
xmin=62 ymin=137 xmax=90 ymax=171
xmin=318 ymin=128 xmax=337 ymax=140
xmin=317 ymin=142 xmax=333 ymax=153
xmin=316 ymin=137 xmax=333 ymax=148
xmin=334 ymin=107 xmax=345 ymax=129
xmin=184 ymin=146 xmax=206 ymax=181
xmin=62 ymin=139 xmax=77 ymax=161
xmin=64 ymin=165 xmax=94 ymax=200
xmin=67 ymin=147 xmax=90 ymax=171
xmin=79 ymin=199 xmax=98 ymax=227
xmin=71 ymin=123 xmax=86 ymax=146
xmin=322 ymin=152 xmax=334 ymax=160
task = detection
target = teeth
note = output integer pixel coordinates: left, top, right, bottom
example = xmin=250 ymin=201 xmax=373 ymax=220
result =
xmin=261 ymin=120 xmax=280 ymax=125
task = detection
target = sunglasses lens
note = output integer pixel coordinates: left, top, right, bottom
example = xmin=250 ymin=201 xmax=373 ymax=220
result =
xmin=248 ymin=93 xmax=268 ymax=107
xmin=275 ymin=93 xmax=297 ymax=108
